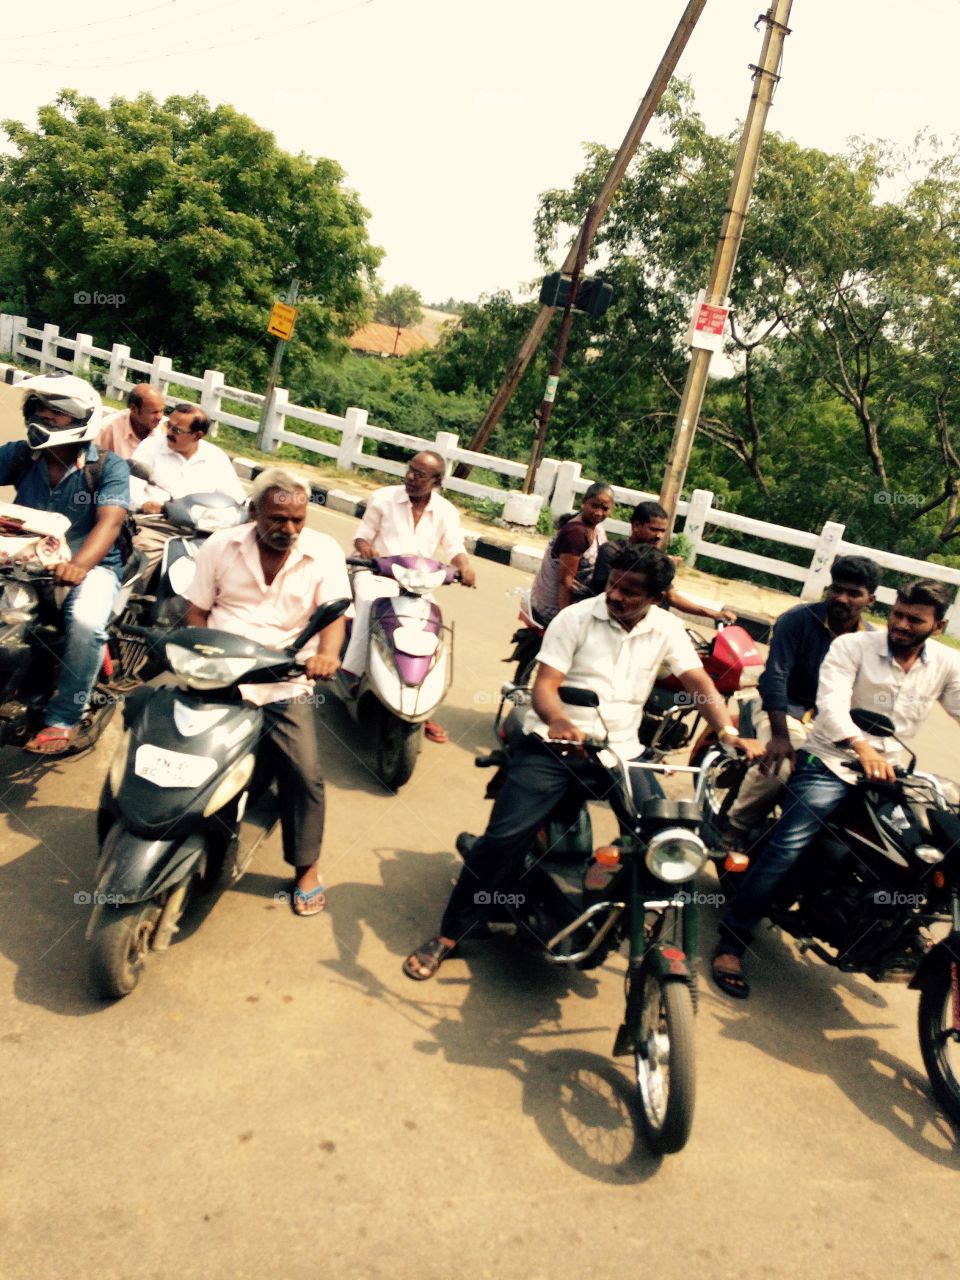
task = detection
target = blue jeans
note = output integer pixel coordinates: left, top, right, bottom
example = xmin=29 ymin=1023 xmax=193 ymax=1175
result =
xmin=717 ymin=755 xmax=851 ymax=958
xmin=46 ymin=566 xmax=120 ymax=729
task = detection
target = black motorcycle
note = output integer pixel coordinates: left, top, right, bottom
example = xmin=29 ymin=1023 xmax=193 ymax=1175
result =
xmin=86 ymin=598 xmax=349 ymax=999
xmin=696 ymin=708 xmax=960 ymax=1126
xmin=469 ymin=683 xmax=709 ymax=1154
xmin=0 ymin=554 xmax=154 ymax=754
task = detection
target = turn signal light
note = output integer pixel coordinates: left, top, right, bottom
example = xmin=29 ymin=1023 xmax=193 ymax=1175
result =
xmin=724 ymin=852 xmax=750 ymax=873
xmin=595 ymin=846 xmax=621 ymax=867
xmin=933 ymin=870 xmax=947 ymax=890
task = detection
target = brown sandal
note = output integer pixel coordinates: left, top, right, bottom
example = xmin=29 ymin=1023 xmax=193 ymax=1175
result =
xmin=403 ymin=935 xmax=457 ymax=981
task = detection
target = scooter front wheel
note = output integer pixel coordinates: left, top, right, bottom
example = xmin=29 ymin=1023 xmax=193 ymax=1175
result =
xmin=376 ymin=711 xmax=423 ymax=790
xmin=633 ymin=974 xmax=696 ymax=1154
xmin=88 ymin=900 xmax=162 ymax=1000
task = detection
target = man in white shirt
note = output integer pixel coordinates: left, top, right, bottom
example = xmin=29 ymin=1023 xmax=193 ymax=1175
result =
xmin=130 ymin=403 xmax=246 ymax=577
xmin=402 ymin=545 xmax=761 ymax=980
xmin=97 ymin=384 xmax=166 ymax=459
xmin=713 ymin=578 xmax=960 ymax=999
xmin=341 ymin=450 xmax=475 ymax=741
xmin=184 ymin=468 xmax=350 ymax=917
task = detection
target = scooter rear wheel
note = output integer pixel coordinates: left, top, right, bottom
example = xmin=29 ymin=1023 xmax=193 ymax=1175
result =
xmin=89 ymin=900 xmax=161 ymax=1000
xmin=633 ymin=975 xmax=696 ymax=1154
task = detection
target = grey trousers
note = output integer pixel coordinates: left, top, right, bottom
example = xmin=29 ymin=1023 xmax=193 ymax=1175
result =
xmin=259 ymin=696 xmax=326 ymax=868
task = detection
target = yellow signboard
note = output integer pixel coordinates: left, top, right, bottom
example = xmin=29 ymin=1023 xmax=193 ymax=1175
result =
xmin=267 ymin=301 xmax=298 ymax=341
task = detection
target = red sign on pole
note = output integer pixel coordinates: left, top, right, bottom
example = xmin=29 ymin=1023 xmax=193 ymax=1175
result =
xmin=686 ymin=290 xmax=730 ymax=352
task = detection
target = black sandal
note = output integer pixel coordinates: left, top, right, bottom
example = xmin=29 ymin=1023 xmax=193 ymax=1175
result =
xmin=712 ymin=950 xmax=750 ymax=1000
xmin=403 ymin=936 xmax=458 ymax=981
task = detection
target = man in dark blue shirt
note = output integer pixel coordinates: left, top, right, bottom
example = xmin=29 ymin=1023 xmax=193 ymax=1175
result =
xmin=0 ymin=373 xmax=130 ymax=754
xmin=721 ymin=554 xmax=879 ymax=847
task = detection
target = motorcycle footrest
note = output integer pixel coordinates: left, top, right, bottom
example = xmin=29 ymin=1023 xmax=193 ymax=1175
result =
xmin=612 ymin=1022 xmax=634 ymax=1057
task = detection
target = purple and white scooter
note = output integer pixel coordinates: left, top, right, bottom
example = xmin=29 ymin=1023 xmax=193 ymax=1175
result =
xmin=333 ymin=554 xmax=458 ymax=788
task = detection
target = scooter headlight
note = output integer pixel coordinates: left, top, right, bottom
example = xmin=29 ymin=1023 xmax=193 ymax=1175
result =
xmin=392 ymin=564 xmax=446 ymax=593
xmin=165 ymin=643 xmax=258 ymax=690
xmin=645 ymin=827 xmax=708 ymax=883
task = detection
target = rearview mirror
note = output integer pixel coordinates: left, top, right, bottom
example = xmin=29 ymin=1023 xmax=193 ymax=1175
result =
xmin=559 ymin=686 xmax=599 ymax=708
xmin=290 ymin=599 xmax=350 ymax=652
xmin=850 ymin=708 xmax=895 ymax=738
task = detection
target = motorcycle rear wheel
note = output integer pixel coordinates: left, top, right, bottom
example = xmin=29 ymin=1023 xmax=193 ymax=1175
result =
xmin=89 ymin=900 xmax=162 ymax=1000
xmin=376 ymin=711 xmax=422 ymax=790
xmin=634 ymin=975 xmax=696 ymax=1154
xmin=918 ymin=962 xmax=960 ymax=1126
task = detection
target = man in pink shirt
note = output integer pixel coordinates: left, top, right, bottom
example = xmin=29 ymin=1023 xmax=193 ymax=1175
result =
xmin=184 ymin=468 xmax=350 ymax=917
xmin=96 ymin=384 xmax=166 ymax=458
xmin=342 ymin=450 xmax=475 ymax=742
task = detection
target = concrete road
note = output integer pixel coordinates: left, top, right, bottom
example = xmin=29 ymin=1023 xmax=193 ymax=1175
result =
xmin=1 ymin=381 xmax=959 ymax=1279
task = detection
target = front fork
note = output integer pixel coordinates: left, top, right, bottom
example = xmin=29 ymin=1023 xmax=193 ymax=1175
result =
xmin=614 ymin=865 xmax=697 ymax=1057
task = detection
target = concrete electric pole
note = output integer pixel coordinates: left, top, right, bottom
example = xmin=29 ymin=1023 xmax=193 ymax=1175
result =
xmin=658 ymin=0 xmax=794 ymax=535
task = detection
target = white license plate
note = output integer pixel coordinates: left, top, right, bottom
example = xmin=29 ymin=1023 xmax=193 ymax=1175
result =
xmin=134 ymin=744 xmax=218 ymax=789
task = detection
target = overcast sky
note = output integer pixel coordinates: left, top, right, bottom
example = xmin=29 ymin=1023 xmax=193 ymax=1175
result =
xmin=2 ymin=0 xmax=958 ymax=304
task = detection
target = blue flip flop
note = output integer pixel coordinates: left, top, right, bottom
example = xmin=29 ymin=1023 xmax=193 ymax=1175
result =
xmin=291 ymin=884 xmax=326 ymax=917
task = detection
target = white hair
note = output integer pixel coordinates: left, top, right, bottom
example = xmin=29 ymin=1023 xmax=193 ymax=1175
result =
xmin=250 ymin=467 xmax=312 ymax=508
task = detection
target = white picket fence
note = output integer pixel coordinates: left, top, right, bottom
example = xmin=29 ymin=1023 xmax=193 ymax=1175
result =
xmin=4 ymin=311 xmax=960 ymax=637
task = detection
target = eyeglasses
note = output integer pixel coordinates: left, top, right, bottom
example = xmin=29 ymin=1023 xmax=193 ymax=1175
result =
xmin=406 ymin=467 xmax=441 ymax=481
xmin=167 ymin=426 xmax=198 ymax=437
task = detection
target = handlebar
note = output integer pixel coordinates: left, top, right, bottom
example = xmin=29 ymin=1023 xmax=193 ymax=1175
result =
xmin=842 ymin=761 xmax=908 ymax=780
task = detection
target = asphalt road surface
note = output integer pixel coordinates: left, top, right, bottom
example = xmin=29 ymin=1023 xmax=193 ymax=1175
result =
xmin=1 ymin=382 xmax=958 ymax=1279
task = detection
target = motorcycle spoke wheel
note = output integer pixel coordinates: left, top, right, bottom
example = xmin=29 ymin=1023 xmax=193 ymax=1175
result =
xmin=634 ymin=975 xmax=696 ymax=1154
xmin=918 ymin=963 xmax=960 ymax=1127
xmin=88 ymin=901 xmax=161 ymax=1000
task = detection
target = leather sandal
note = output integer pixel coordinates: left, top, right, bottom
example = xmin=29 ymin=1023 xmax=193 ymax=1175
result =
xmin=403 ymin=935 xmax=457 ymax=981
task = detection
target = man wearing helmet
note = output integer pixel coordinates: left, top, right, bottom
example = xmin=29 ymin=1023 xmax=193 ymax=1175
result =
xmin=0 ymin=372 xmax=131 ymax=755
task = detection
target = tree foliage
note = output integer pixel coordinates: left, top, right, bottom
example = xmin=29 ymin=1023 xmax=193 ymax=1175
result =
xmin=0 ymin=90 xmax=382 ymax=385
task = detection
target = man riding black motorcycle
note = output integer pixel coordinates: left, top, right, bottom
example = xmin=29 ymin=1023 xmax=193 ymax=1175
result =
xmin=403 ymin=545 xmax=763 ymax=980
xmin=713 ymin=578 xmax=960 ymax=999
xmin=720 ymin=554 xmax=880 ymax=851
xmin=0 ymin=372 xmax=130 ymax=755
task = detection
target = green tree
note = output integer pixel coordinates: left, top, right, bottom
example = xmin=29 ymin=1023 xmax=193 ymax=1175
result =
xmin=374 ymin=283 xmax=424 ymax=354
xmin=0 ymin=90 xmax=382 ymax=384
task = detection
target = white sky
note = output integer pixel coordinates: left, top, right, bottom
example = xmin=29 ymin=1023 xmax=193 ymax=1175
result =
xmin=1 ymin=0 xmax=958 ymax=303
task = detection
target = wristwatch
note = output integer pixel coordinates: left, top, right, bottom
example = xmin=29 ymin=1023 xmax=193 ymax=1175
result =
xmin=719 ymin=725 xmax=738 ymax=741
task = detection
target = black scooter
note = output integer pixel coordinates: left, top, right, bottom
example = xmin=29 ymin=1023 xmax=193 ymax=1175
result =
xmin=86 ymin=599 xmax=349 ymax=999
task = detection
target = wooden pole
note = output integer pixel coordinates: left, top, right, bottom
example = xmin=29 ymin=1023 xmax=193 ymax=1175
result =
xmin=455 ymin=0 xmax=709 ymax=477
xmin=658 ymin=0 xmax=794 ymax=536
xmin=256 ymin=277 xmax=299 ymax=451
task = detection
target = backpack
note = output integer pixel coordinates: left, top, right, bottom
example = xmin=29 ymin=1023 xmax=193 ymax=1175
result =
xmin=6 ymin=444 xmax=137 ymax=566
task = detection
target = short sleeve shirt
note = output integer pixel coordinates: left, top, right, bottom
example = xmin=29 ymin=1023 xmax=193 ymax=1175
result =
xmin=96 ymin=411 xmax=164 ymax=460
xmin=523 ymin=597 xmax=703 ymax=759
xmin=354 ymin=486 xmax=466 ymax=561
xmin=0 ymin=442 xmax=130 ymax=577
xmin=185 ymin=523 xmax=351 ymax=704
xmin=130 ymin=435 xmax=246 ymax=506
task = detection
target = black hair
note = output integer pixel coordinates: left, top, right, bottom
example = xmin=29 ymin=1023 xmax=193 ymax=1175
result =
xmin=608 ymin=544 xmax=676 ymax=596
xmin=896 ymin=579 xmax=952 ymax=622
xmin=172 ymin=402 xmax=210 ymax=434
xmin=630 ymin=500 xmax=668 ymax=525
xmin=830 ymin=555 xmax=880 ymax=594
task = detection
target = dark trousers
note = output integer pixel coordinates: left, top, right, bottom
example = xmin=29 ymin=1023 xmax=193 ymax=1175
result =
xmin=440 ymin=738 xmax=662 ymax=939
xmin=259 ymin=697 xmax=326 ymax=868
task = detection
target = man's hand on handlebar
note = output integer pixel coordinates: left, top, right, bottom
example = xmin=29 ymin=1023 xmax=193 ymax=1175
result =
xmin=306 ymin=653 xmax=340 ymax=681
xmin=851 ymin=740 xmax=897 ymax=783
xmin=353 ymin=539 xmax=376 ymax=561
xmin=546 ymin=716 xmax=584 ymax=744
xmin=140 ymin=501 xmax=164 ymax=515
xmin=53 ymin=561 xmax=88 ymax=586
xmin=730 ymin=735 xmax=765 ymax=762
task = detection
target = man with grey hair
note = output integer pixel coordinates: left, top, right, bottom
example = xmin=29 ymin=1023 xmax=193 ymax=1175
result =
xmin=184 ymin=467 xmax=350 ymax=916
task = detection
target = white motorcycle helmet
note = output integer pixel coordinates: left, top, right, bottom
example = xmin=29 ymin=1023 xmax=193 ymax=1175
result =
xmin=21 ymin=371 xmax=103 ymax=450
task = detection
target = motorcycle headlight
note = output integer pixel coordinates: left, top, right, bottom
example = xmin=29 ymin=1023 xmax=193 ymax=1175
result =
xmin=165 ymin=643 xmax=258 ymax=690
xmin=645 ymin=827 xmax=708 ymax=883
xmin=190 ymin=505 xmax=244 ymax=532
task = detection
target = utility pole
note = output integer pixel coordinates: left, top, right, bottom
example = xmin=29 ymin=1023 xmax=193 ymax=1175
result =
xmin=256 ymin=276 xmax=299 ymax=451
xmin=456 ymin=0 xmax=709 ymax=478
xmin=658 ymin=0 xmax=794 ymax=534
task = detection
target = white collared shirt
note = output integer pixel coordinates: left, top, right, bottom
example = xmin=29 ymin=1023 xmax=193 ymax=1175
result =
xmin=807 ymin=629 xmax=960 ymax=777
xmin=523 ymin=597 xmax=702 ymax=760
xmin=96 ymin=410 xmax=165 ymax=460
xmin=130 ymin=434 xmax=246 ymax=507
xmin=185 ymin=523 xmax=350 ymax=704
xmin=354 ymin=485 xmax=466 ymax=561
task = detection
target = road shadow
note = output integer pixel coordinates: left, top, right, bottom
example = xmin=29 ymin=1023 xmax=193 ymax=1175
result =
xmin=319 ymin=847 xmax=663 ymax=1182
xmin=699 ymin=918 xmax=960 ymax=1164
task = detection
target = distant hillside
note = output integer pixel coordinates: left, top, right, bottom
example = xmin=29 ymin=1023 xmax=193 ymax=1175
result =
xmin=349 ymin=307 xmax=457 ymax=357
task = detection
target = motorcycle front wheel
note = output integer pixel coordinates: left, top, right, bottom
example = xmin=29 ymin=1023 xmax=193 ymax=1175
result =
xmin=634 ymin=974 xmax=696 ymax=1154
xmin=917 ymin=961 xmax=960 ymax=1126
xmin=88 ymin=900 xmax=162 ymax=1000
xmin=376 ymin=710 xmax=422 ymax=790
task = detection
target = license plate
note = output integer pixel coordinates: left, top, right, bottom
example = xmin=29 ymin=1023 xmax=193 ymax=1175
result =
xmin=134 ymin=744 xmax=218 ymax=789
